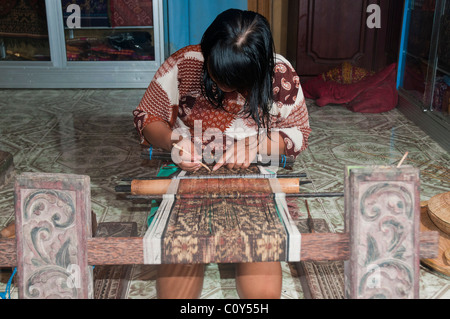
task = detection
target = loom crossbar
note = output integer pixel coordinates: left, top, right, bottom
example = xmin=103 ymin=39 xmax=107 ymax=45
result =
xmin=0 ymin=232 xmax=439 ymax=267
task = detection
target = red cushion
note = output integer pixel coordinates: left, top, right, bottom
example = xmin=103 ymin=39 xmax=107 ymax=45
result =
xmin=303 ymin=75 xmax=328 ymax=100
xmin=302 ymin=63 xmax=398 ymax=113
xmin=346 ymin=68 xmax=398 ymax=113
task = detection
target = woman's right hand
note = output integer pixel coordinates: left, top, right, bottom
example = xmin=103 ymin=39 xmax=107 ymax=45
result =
xmin=142 ymin=122 xmax=203 ymax=172
xmin=171 ymin=139 xmax=203 ymax=172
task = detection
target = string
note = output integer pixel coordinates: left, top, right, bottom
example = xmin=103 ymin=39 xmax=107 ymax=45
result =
xmin=148 ymin=146 xmax=153 ymax=160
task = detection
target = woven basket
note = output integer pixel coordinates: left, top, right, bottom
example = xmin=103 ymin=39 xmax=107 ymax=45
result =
xmin=428 ymin=191 xmax=450 ymax=235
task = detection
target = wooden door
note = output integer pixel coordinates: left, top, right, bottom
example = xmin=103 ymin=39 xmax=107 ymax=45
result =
xmin=294 ymin=0 xmax=392 ymax=77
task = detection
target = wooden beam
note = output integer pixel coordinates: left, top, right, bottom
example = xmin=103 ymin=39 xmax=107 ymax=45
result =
xmin=248 ymin=0 xmax=272 ymax=24
xmin=0 ymin=237 xmax=16 ymax=267
xmin=0 ymin=231 xmax=439 ymax=268
xmin=271 ymin=0 xmax=289 ymax=55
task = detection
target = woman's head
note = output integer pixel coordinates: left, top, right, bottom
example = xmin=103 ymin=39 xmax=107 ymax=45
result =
xmin=201 ymin=9 xmax=275 ymax=128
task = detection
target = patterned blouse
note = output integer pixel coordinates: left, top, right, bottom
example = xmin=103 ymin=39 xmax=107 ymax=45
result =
xmin=133 ymin=45 xmax=311 ymax=158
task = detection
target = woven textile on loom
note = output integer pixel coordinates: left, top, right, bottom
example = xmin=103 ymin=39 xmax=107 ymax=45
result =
xmin=143 ymin=166 xmax=301 ymax=264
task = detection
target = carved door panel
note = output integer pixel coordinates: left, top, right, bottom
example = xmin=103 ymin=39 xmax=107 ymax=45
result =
xmin=295 ymin=0 xmax=391 ymax=77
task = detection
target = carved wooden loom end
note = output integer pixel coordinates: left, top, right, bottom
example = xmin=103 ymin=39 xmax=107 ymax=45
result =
xmin=344 ymin=166 xmax=421 ymax=299
xmin=14 ymin=173 xmax=93 ymax=299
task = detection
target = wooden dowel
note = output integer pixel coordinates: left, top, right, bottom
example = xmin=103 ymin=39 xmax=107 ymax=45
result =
xmin=397 ymin=152 xmax=409 ymax=168
xmin=0 ymin=231 xmax=439 ymax=267
xmin=121 ymin=173 xmax=308 ymax=182
xmin=295 ymin=192 xmax=344 ymax=198
xmin=305 ymin=200 xmax=315 ymax=233
xmin=116 ymin=180 xmax=311 ymax=194
xmin=115 ymin=185 xmax=132 ymax=193
xmin=125 ymin=192 xmax=345 ymax=200
xmin=131 ymin=179 xmax=172 ymax=195
xmin=128 ymin=178 xmax=302 ymax=195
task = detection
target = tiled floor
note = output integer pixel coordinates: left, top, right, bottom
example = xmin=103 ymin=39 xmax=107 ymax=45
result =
xmin=0 ymin=89 xmax=449 ymax=299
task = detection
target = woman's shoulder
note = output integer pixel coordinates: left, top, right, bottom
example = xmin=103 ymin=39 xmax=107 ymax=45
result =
xmin=155 ymin=45 xmax=203 ymax=78
xmin=274 ymin=54 xmax=297 ymax=76
xmin=272 ymin=54 xmax=301 ymax=105
xmin=170 ymin=44 xmax=204 ymax=62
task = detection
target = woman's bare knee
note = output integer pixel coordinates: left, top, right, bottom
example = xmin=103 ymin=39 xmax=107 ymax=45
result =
xmin=235 ymin=262 xmax=282 ymax=299
xmin=157 ymin=264 xmax=205 ymax=299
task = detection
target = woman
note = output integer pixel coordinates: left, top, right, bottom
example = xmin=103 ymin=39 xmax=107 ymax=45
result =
xmin=133 ymin=9 xmax=311 ymax=299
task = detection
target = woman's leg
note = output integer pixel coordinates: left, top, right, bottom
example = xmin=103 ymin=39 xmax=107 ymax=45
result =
xmin=156 ymin=264 xmax=205 ymax=299
xmin=235 ymin=262 xmax=282 ymax=299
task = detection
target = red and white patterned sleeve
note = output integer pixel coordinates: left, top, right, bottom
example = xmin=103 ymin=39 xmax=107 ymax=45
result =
xmin=133 ymin=51 xmax=181 ymax=144
xmin=270 ymin=56 xmax=311 ymax=158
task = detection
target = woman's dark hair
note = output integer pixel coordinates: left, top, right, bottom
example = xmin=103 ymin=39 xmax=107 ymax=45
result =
xmin=201 ymin=9 xmax=275 ymax=129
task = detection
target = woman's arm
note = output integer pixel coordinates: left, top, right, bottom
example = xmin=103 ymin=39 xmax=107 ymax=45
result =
xmin=270 ymin=58 xmax=311 ymax=158
xmin=142 ymin=121 xmax=202 ymax=172
xmin=141 ymin=121 xmax=174 ymax=152
xmin=262 ymin=131 xmax=286 ymax=157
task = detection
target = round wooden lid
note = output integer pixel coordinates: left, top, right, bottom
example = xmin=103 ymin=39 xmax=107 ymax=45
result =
xmin=428 ymin=191 xmax=450 ymax=235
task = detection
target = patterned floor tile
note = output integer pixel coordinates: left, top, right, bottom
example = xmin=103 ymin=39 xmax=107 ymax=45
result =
xmin=0 ymin=90 xmax=448 ymax=299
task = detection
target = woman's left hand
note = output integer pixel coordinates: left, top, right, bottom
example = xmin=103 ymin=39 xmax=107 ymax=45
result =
xmin=212 ymin=136 xmax=259 ymax=171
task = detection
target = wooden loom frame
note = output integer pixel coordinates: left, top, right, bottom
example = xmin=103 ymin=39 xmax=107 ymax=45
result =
xmin=0 ymin=166 xmax=440 ymax=299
